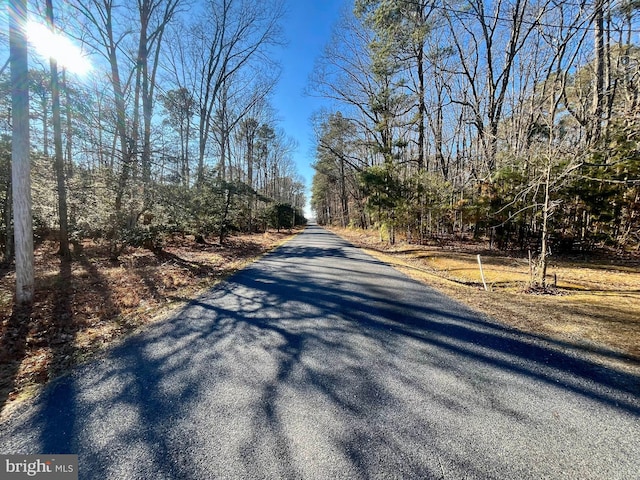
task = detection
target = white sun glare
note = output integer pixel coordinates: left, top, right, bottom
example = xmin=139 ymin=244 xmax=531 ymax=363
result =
xmin=26 ymin=20 xmax=92 ymax=76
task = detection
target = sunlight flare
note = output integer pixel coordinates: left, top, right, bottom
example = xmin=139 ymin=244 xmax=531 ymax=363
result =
xmin=26 ymin=20 xmax=91 ymax=76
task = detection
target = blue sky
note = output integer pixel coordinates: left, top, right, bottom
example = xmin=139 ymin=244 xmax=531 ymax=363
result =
xmin=272 ymin=0 xmax=347 ymax=214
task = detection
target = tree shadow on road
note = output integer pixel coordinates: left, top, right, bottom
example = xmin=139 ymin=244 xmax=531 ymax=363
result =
xmin=0 ymin=226 xmax=638 ymax=479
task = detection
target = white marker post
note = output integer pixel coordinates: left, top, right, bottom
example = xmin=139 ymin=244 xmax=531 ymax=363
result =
xmin=477 ymin=254 xmax=488 ymax=291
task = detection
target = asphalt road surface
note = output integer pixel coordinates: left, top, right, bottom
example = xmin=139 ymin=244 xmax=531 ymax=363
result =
xmin=1 ymin=225 xmax=639 ymax=479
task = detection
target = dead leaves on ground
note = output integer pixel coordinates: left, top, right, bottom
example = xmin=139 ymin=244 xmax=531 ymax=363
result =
xmin=0 ymin=231 xmax=294 ymax=420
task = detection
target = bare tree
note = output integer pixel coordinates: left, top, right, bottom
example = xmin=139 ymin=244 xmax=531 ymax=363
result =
xmin=160 ymin=87 xmax=194 ymax=185
xmin=444 ymin=0 xmax=548 ymax=177
xmin=591 ymin=0 xmax=607 ymax=144
xmin=134 ymin=0 xmax=182 ymax=206
xmin=73 ymin=0 xmax=136 ymax=216
xmin=46 ymin=0 xmax=71 ymax=259
xmin=309 ymin=9 xmax=385 ymax=154
xmin=180 ymin=0 xmax=283 ymax=186
xmin=355 ymin=0 xmax=439 ymax=172
xmin=217 ymin=72 xmax=277 ymax=183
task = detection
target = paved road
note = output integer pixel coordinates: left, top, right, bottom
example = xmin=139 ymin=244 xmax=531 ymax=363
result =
xmin=1 ymin=225 xmax=639 ymax=479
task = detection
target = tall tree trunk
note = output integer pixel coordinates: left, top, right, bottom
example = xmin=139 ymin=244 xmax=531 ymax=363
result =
xmin=197 ymin=107 xmax=207 ymax=186
xmin=141 ymin=69 xmax=152 ymax=209
xmin=591 ymin=0 xmax=605 ymax=145
xmin=217 ymin=85 xmax=228 ymax=181
xmin=41 ymin=95 xmax=49 ymax=157
xmin=4 ymin=174 xmax=13 ymax=264
xmin=416 ymin=40 xmax=426 ymax=243
xmin=179 ymin=120 xmax=186 ymax=184
xmin=9 ymin=0 xmax=34 ymax=304
xmin=417 ymin=44 xmax=425 ymax=171
xmin=108 ymin=9 xmax=133 ymax=215
xmin=140 ymin=19 xmax=153 ymax=209
xmin=537 ymin=161 xmax=552 ymax=288
xmin=63 ymin=69 xmax=73 ymax=177
xmin=245 ymin=120 xmax=256 ymax=232
xmin=434 ymin=91 xmax=447 ymax=179
xmin=340 ymin=154 xmax=348 ymax=227
xmin=46 ymin=0 xmax=71 ymax=260
xmin=184 ymin=111 xmax=191 ymax=186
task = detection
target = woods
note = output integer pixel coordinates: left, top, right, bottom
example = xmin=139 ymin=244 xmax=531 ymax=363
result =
xmin=1 ymin=0 xmax=638 ymax=296
xmin=0 ymin=0 xmax=306 ymax=294
xmin=310 ymin=0 xmax=640 ymax=287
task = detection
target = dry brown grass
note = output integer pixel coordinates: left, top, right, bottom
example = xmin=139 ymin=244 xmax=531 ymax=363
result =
xmin=330 ymin=227 xmax=640 ymax=376
xmin=0 ymin=230 xmax=299 ymax=420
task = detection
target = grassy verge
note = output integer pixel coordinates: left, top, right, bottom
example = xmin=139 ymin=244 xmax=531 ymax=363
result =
xmin=0 ymin=229 xmax=301 ymax=421
xmin=330 ymin=227 xmax=640 ymax=376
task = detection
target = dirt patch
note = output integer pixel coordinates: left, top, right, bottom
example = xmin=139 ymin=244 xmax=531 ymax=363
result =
xmin=0 ymin=230 xmax=299 ymax=421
